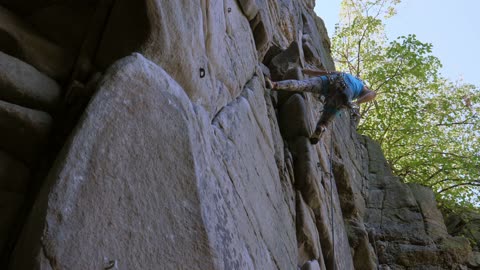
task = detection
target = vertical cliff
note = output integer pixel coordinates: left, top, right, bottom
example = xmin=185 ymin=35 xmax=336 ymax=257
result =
xmin=0 ymin=0 xmax=476 ymax=269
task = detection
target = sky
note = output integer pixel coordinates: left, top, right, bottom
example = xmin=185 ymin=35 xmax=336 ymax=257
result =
xmin=314 ymin=0 xmax=480 ymax=86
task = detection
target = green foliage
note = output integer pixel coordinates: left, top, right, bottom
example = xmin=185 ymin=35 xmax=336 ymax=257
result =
xmin=333 ymin=0 xmax=480 ymax=209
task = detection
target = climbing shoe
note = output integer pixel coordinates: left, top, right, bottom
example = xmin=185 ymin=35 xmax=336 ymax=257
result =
xmin=309 ymin=125 xmax=326 ymax=144
xmin=309 ymin=137 xmax=320 ymax=144
xmin=265 ymin=77 xmax=275 ymax=89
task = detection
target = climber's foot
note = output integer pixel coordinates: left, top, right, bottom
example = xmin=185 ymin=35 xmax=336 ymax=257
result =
xmin=309 ymin=137 xmax=320 ymax=144
xmin=309 ymin=125 xmax=327 ymax=144
xmin=265 ymin=77 xmax=275 ymax=89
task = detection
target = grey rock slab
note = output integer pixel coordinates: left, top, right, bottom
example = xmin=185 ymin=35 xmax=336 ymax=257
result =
xmin=380 ymin=208 xmax=427 ymax=241
xmin=0 ymin=6 xmax=73 ymax=81
xmin=135 ymin=0 xmax=258 ymax=116
xmin=296 ymin=191 xmax=321 ymax=266
xmin=312 ymin=16 xmax=335 ymax=69
xmin=9 ymin=54 xmax=217 ymax=270
xmin=383 ymin=180 xmax=418 ymax=209
xmin=279 ymin=94 xmax=313 ymax=139
xmin=332 ymin=158 xmax=358 ymax=218
xmin=290 ymin=137 xmax=355 ymax=270
xmin=0 ymin=149 xmax=29 ymax=193
xmin=208 ymin=75 xmax=297 ymax=269
xmin=0 ymin=100 xmax=52 ymax=164
xmin=291 ymin=136 xmax=324 ymax=211
xmin=0 ymin=51 xmax=61 ymax=112
xmin=364 ymin=137 xmax=393 ymax=177
xmin=10 ymin=54 xmax=297 ymax=270
xmin=409 ymin=184 xmax=449 ymax=240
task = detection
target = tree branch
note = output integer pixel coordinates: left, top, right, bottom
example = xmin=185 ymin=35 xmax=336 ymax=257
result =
xmin=438 ymin=182 xmax=480 ymax=193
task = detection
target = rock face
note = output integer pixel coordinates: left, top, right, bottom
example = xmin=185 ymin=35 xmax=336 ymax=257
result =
xmin=0 ymin=52 xmax=60 ymax=112
xmin=445 ymin=209 xmax=480 ymax=254
xmin=10 ymin=53 xmax=298 ymax=270
xmin=0 ymin=0 xmax=476 ymax=269
xmin=360 ymin=136 xmax=470 ymax=269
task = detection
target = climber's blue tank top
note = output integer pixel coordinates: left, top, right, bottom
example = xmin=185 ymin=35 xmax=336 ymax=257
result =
xmin=318 ymin=73 xmax=364 ymax=99
xmin=343 ymin=73 xmax=364 ymax=99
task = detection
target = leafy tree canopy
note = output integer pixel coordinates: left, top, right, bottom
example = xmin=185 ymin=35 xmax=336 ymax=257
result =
xmin=332 ymin=0 xmax=480 ymax=210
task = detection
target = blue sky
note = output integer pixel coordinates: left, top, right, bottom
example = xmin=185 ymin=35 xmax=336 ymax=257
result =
xmin=314 ymin=0 xmax=480 ymax=86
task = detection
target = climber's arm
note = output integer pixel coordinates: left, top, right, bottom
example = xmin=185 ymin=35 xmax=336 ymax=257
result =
xmin=355 ymin=87 xmax=377 ymax=104
xmin=270 ymin=77 xmax=324 ymax=94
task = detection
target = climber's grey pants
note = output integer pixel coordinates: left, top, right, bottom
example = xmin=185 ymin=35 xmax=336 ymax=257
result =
xmin=273 ymin=76 xmax=350 ymax=138
xmin=273 ymin=77 xmax=325 ymax=95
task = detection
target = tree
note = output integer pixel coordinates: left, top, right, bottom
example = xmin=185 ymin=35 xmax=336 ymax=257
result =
xmin=332 ymin=0 xmax=480 ymax=209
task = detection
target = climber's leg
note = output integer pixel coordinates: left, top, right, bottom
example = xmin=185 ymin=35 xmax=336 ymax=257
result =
xmin=271 ymin=77 xmax=325 ymax=94
xmin=309 ymin=105 xmax=338 ymax=144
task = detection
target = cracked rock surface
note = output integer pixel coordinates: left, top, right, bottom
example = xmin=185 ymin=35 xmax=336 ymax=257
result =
xmin=1 ymin=0 xmax=477 ymax=269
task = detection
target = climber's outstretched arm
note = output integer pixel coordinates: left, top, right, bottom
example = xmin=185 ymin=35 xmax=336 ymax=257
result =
xmin=272 ymin=77 xmax=324 ymax=94
xmin=356 ymin=88 xmax=377 ymax=104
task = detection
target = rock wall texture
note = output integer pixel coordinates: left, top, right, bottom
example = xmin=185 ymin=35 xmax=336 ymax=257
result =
xmin=0 ymin=0 xmax=477 ymax=269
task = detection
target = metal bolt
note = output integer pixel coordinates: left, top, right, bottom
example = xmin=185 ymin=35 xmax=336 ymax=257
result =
xmin=105 ymin=260 xmax=117 ymax=270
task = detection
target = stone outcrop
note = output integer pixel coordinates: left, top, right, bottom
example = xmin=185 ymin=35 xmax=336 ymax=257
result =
xmin=360 ymin=136 xmax=471 ymax=269
xmin=0 ymin=52 xmax=60 ymax=112
xmin=0 ymin=0 xmax=476 ymax=269
xmin=9 ymin=53 xmax=297 ymax=270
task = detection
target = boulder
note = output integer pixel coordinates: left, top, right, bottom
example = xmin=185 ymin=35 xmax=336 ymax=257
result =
xmin=0 ymin=51 xmax=61 ymax=112
xmin=0 ymin=100 xmax=52 ymax=164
